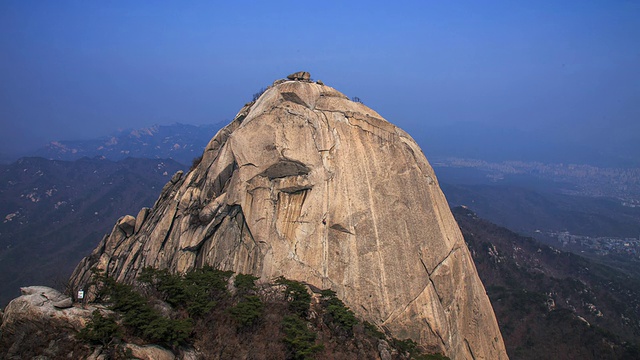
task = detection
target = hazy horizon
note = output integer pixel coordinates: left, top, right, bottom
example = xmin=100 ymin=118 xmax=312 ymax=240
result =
xmin=2 ymin=1 xmax=639 ymax=165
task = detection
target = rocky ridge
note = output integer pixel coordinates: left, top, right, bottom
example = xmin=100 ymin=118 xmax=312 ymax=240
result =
xmin=69 ymin=73 xmax=507 ymax=359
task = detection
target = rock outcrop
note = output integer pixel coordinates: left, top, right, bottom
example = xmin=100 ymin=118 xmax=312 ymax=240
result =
xmin=287 ymin=71 xmax=311 ymax=81
xmin=69 ymin=73 xmax=508 ymax=359
xmin=1 ymin=286 xmax=91 ymax=330
xmin=0 ymin=286 xmax=96 ymax=358
xmin=0 ymin=286 xmax=180 ymax=359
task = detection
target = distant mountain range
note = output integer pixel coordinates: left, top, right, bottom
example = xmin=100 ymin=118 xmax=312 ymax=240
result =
xmin=28 ymin=123 xmax=224 ymax=166
xmin=0 ymin=156 xmax=184 ymax=306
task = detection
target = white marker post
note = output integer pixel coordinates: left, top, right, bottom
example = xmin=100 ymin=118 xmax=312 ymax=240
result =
xmin=77 ymin=289 xmax=85 ymax=308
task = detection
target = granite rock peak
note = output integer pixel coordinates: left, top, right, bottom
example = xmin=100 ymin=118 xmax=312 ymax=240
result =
xmin=69 ymin=74 xmax=507 ymax=359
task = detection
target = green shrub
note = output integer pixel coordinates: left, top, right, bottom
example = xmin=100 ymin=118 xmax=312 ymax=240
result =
xmin=99 ymin=273 xmax=193 ymax=348
xmin=138 ymin=267 xmax=186 ymax=305
xmin=363 ymin=321 xmax=385 ymax=339
xmin=274 ymin=277 xmax=323 ymax=359
xmin=282 ymin=315 xmax=324 ymax=360
xmin=138 ymin=266 xmax=232 ymax=318
xmin=276 ymin=277 xmax=312 ymax=317
xmin=392 ymin=338 xmax=450 ymax=360
xmin=229 ymin=295 xmax=264 ymax=329
xmin=234 ymin=273 xmax=259 ymax=296
xmin=142 ymin=316 xmax=193 ymax=347
xmin=77 ymin=310 xmax=120 ymax=346
xmin=320 ymin=289 xmax=358 ymax=334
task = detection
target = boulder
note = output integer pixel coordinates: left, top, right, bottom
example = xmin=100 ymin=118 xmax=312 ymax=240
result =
xmin=286 ymin=71 xmax=311 ymax=81
xmin=117 ymin=215 xmax=136 ymax=237
xmin=1 ymin=286 xmax=93 ymax=331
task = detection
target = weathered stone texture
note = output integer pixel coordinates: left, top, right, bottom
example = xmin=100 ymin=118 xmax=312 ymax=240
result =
xmin=69 ymin=76 xmax=508 ymax=359
xmin=0 ymin=286 xmax=98 ymax=357
xmin=1 ymin=287 xmax=90 ymax=330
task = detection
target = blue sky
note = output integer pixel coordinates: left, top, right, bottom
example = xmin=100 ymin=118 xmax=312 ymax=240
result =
xmin=1 ymin=1 xmax=638 ymax=163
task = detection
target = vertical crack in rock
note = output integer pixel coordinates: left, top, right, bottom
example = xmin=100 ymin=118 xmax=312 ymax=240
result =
xmin=397 ymin=136 xmax=435 ymax=184
xmin=237 ymin=207 xmax=257 ymax=246
xmin=414 ymin=258 xmax=442 ymax=301
xmin=465 ymin=339 xmax=477 ymax=360
xmin=310 ymin=109 xmax=336 ymax=280
xmin=425 ymin=316 xmax=448 ymax=351
xmin=235 ymin=205 xmax=263 ymax=274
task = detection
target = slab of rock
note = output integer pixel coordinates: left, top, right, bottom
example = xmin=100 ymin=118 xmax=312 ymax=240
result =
xmin=52 ymin=297 xmax=73 ymax=309
xmin=70 ymin=76 xmax=508 ymax=359
xmin=125 ymin=344 xmax=175 ymax=360
xmin=135 ymin=207 xmax=150 ymax=233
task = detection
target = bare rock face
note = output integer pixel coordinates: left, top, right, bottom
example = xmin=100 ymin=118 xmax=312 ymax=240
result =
xmin=70 ymin=75 xmax=508 ymax=359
